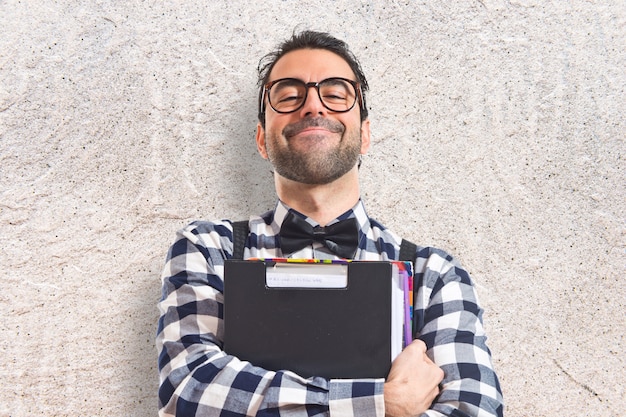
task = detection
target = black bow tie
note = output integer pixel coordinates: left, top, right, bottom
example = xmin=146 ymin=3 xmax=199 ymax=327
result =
xmin=279 ymin=211 xmax=359 ymax=259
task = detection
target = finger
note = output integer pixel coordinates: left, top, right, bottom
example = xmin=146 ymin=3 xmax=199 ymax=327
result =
xmin=428 ymin=385 xmax=441 ymax=403
xmin=410 ymin=338 xmax=427 ymax=353
xmin=423 ymin=358 xmax=444 ymax=384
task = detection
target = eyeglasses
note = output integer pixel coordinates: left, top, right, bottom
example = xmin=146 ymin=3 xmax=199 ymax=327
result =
xmin=261 ymin=77 xmax=363 ymax=115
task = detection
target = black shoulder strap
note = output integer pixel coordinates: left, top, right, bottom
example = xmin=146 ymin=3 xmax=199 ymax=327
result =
xmin=399 ymin=238 xmax=418 ymax=263
xmin=232 ymin=220 xmax=250 ymax=260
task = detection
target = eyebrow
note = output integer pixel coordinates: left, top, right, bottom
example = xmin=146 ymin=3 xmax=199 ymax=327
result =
xmin=269 ymin=77 xmax=358 ymax=85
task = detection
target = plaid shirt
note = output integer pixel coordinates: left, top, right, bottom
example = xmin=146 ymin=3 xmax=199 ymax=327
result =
xmin=157 ymin=200 xmax=503 ymax=417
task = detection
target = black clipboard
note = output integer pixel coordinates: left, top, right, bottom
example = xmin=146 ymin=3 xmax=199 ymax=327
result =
xmin=223 ymin=259 xmax=393 ymax=379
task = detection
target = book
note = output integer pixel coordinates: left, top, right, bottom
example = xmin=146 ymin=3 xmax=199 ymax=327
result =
xmin=223 ymin=258 xmax=413 ymax=379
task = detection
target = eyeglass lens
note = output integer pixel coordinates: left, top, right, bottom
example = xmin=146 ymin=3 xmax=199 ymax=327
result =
xmin=268 ymin=78 xmax=357 ymax=113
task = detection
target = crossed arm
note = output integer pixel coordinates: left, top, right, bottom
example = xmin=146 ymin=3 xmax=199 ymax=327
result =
xmin=156 ymin=223 xmax=503 ymax=416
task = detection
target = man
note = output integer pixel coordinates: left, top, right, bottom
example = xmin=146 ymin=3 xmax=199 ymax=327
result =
xmin=157 ymin=31 xmax=503 ymax=417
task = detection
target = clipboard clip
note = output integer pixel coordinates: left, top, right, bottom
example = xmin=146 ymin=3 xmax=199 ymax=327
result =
xmin=265 ymin=263 xmax=348 ymax=289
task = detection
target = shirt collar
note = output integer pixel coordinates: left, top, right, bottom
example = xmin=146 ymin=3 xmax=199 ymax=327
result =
xmin=273 ymin=199 xmax=372 ymax=244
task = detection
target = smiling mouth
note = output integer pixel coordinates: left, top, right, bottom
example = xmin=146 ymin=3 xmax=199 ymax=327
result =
xmin=297 ymin=127 xmax=332 ymax=135
xmin=283 ymin=117 xmax=344 ymax=140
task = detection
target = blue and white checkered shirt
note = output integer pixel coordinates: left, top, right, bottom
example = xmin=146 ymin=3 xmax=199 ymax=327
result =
xmin=156 ymin=200 xmax=503 ymax=416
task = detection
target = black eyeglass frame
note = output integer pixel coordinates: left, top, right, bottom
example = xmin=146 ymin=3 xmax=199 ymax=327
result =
xmin=260 ymin=77 xmax=365 ymax=115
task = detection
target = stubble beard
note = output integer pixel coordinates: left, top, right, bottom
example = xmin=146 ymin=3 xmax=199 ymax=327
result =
xmin=265 ymin=118 xmax=362 ymax=185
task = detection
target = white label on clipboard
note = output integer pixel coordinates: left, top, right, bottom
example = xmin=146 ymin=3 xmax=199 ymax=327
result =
xmin=266 ymin=263 xmax=348 ymax=288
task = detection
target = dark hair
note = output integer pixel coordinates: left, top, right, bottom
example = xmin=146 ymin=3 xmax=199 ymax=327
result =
xmin=257 ymin=30 xmax=369 ymax=127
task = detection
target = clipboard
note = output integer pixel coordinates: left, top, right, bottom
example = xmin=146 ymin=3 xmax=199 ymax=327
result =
xmin=223 ymin=259 xmax=394 ymax=379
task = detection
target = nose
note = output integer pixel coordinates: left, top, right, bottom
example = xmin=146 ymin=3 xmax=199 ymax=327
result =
xmin=298 ymin=85 xmax=327 ymax=117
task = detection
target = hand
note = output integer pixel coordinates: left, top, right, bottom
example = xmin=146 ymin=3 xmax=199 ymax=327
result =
xmin=384 ymin=339 xmax=444 ymax=417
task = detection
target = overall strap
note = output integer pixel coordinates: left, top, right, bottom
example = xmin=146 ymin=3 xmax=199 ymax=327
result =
xmin=399 ymin=238 xmax=418 ymax=263
xmin=232 ymin=220 xmax=250 ymax=260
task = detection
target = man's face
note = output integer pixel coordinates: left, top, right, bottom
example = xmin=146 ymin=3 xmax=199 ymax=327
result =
xmin=256 ymin=48 xmax=370 ymax=185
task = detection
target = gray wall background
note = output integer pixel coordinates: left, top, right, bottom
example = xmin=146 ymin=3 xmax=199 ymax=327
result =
xmin=1 ymin=1 xmax=624 ymax=416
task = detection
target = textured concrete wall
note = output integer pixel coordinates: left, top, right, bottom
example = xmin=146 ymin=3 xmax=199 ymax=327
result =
xmin=1 ymin=1 xmax=624 ymax=416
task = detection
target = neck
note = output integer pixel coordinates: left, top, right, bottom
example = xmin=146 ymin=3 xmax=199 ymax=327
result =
xmin=275 ymin=167 xmax=361 ymax=226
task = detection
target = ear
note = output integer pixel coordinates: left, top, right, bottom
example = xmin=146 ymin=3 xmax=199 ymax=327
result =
xmin=256 ymin=122 xmax=269 ymax=159
xmin=360 ymin=119 xmax=371 ymax=155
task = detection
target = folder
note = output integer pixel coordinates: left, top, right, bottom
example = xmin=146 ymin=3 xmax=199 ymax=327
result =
xmin=223 ymin=259 xmax=413 ymax=379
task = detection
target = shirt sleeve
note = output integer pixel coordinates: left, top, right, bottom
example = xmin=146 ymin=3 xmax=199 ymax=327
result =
xmin=156 ymin=221 xmax=385 ymax=417
xmin=413 ymin=247 xmax=504 ymax=417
